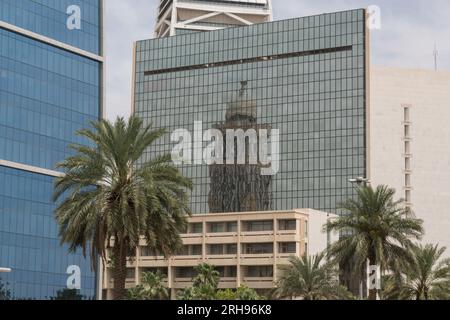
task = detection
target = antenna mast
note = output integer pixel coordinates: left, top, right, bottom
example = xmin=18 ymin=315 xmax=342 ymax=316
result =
xmin=433 ymin=44 xmax=439 ymax=71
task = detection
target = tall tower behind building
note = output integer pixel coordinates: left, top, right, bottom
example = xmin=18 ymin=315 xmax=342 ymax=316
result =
xmin=155 ymin=0 xmax=273 ymax=37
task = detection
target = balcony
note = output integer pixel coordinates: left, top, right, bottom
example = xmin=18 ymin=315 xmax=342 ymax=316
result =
xmin=173 ymin=278 xmax=193 ymax=289
xmin=106 ymin=278 xmax=137 ymax=290
xmin=240 ymin=254 xmax=275 ymax=265
xmin=204 ymin=254 xmax=239 ymax=265
xmin=218 ymin=278 xmax=238 ymax=289
xmin=242 ymin=277 xmax=274 ymax=289
xmin=205 ymin=232 xmax=239 ymax=243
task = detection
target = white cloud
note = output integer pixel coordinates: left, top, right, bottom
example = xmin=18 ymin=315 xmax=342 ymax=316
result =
xmin=104 ymin=0 xmax=157 ymax=120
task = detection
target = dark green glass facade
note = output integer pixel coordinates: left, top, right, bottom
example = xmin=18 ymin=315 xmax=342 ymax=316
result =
xmin=133 ymin=9 xmax=368 ymax=214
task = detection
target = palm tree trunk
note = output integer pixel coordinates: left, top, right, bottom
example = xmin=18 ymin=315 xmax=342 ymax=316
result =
xmin=112 ymin=241 xmax=128 ymax=300
xmin=368 ymin=255 xmax=378 ymax=301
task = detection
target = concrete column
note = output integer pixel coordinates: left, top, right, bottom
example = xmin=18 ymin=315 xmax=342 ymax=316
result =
xmin=272 ymin=217 xmax=277 ymax=285
xmin=296 ymin=219 xmax=301 ymax=256
xmin=237 ymin=216 xmax=242 ymax=287
xmin=135 ymin=247 xmax=140 ymax=285
xmin=168 ymin=263 xmax=175 ymax=300
xmin=202 ymin=219 xmax=207 ymax=262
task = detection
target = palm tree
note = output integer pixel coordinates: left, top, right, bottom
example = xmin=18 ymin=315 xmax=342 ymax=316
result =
xmin=127 ymin=271 xmax=169 ymax=300
xmin=235 ymin=285 xmax=265 ymax=300
xmin=176 ymin=263 xmax=220 ymax=300
xmin=216 ymin=286 xmax=264 ymax=300
xmin=141 ymin=271 xmax=169 ymax=300
xmin=126 ymin=285 xmax=147 ymax=300
xmin=53 ymin=116 xmax=193 ymax=300
xmin=272 ymin=252 xmax=352 ymax=300
xmin=192 ymin=263 xmax=220 ymax=289
xmin=176 ymin=287 xmax=197 ymax=301
xmin=383 ymin=244 xmax=450 ymax=300
xmin=326 ymin=185 xmax=424 ymax=300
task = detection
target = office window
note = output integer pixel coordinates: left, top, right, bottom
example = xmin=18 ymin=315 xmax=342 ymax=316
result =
xmin=226 ymin=244 xmax=238 ymax=255
xmin=246 ymin=266 xmax=273 ymax=278
xmin=278 ymin=219 xmax=297 ymax=231
xmin=177 ymin=245 xmax=202 ymax=256
xmin=191 ymin=245 xmax=203 ymax=256
xmin=208 ymin=222 xmax=225 ymax=233
xmin=279 ymin=242 xmax=297 ymax=254
xmin=141 ymin=247 xmax=161 ymax=257
xmin=177 ymin=245 xmax=190 ymax=256
xmin=208 ymin=221 xmax=238 ymax=233
xmin=209 ymin=244 xmax=224 ymax=255
xmin=243 ymin=243 xmax=273 ymax=255
xmin=243 ymin=220 xmax=274 ymax=232
xmin=176 ymin=267 xmax=197 ymax=278
xmin=227 ymin=222 xmax=238 ymax=232
xmin=126 ymin=268 xmax=136 ymax=279
xmin=216 ymin=266 xmax=237 ymax=278
xmin=189 ymin=223 xmax=203 ymax=234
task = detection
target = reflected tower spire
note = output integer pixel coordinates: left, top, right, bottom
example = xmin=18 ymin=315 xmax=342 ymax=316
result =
xmin=208 ymin=81 xmax=273 ymax=213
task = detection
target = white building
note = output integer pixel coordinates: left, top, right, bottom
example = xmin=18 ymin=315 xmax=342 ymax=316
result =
xmin=370 ymin=66 xmax=450 ymax=254
xmin=155 ymin=0 xmax=273 ymax=37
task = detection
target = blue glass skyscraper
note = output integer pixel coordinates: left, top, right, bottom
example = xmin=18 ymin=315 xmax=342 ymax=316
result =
xmin=0 ymin=0 xmax=103 ymax=299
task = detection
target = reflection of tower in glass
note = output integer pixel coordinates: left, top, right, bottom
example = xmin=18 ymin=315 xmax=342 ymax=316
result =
xmin=208 ymin=81 xmax=272 ymax=213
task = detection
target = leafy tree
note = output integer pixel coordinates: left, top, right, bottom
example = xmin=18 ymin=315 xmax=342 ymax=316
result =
xmin=53 ymin=116 xmax=192 ymax=300
xmin=272 ymin=252 xmax=353 ymax=300
xmin=326 ymin=185 xmax=424 ymax=300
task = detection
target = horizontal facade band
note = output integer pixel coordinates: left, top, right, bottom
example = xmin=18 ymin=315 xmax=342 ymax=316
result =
xmin=176 ymin=2 xmax=270 ymax=15
xmin=0 ymin=159 xmax=64 ymax=178
xmin=0 ymin=20 xmax=103 ymax=62
xmin=144 ymin=45 xmax=353 ymax=76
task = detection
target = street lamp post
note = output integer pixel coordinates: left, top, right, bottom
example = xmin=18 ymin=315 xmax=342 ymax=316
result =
xmin=348 ymin=177 xmax=371 ymax=186
xmin=0 ymin=268 xmax=12 ymax=273
xmin=348 ymin=177 xmax=381 ymax=300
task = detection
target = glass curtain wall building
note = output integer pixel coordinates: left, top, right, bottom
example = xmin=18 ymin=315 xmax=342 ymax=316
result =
xmin=0 ymin=0 xmax=103 ymax=299
xmin=133 ymin=9 xmax=369 ymax=215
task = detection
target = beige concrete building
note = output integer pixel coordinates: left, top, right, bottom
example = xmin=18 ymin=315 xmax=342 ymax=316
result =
xmin=101 ymin=209 xmax=335 ymax=299
xmin=370 ymin=67 xmax=450 ymax=255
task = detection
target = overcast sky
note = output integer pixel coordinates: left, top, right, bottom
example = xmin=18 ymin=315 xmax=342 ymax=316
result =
xmin=104 ymin=0 xmax=450 ymax=120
